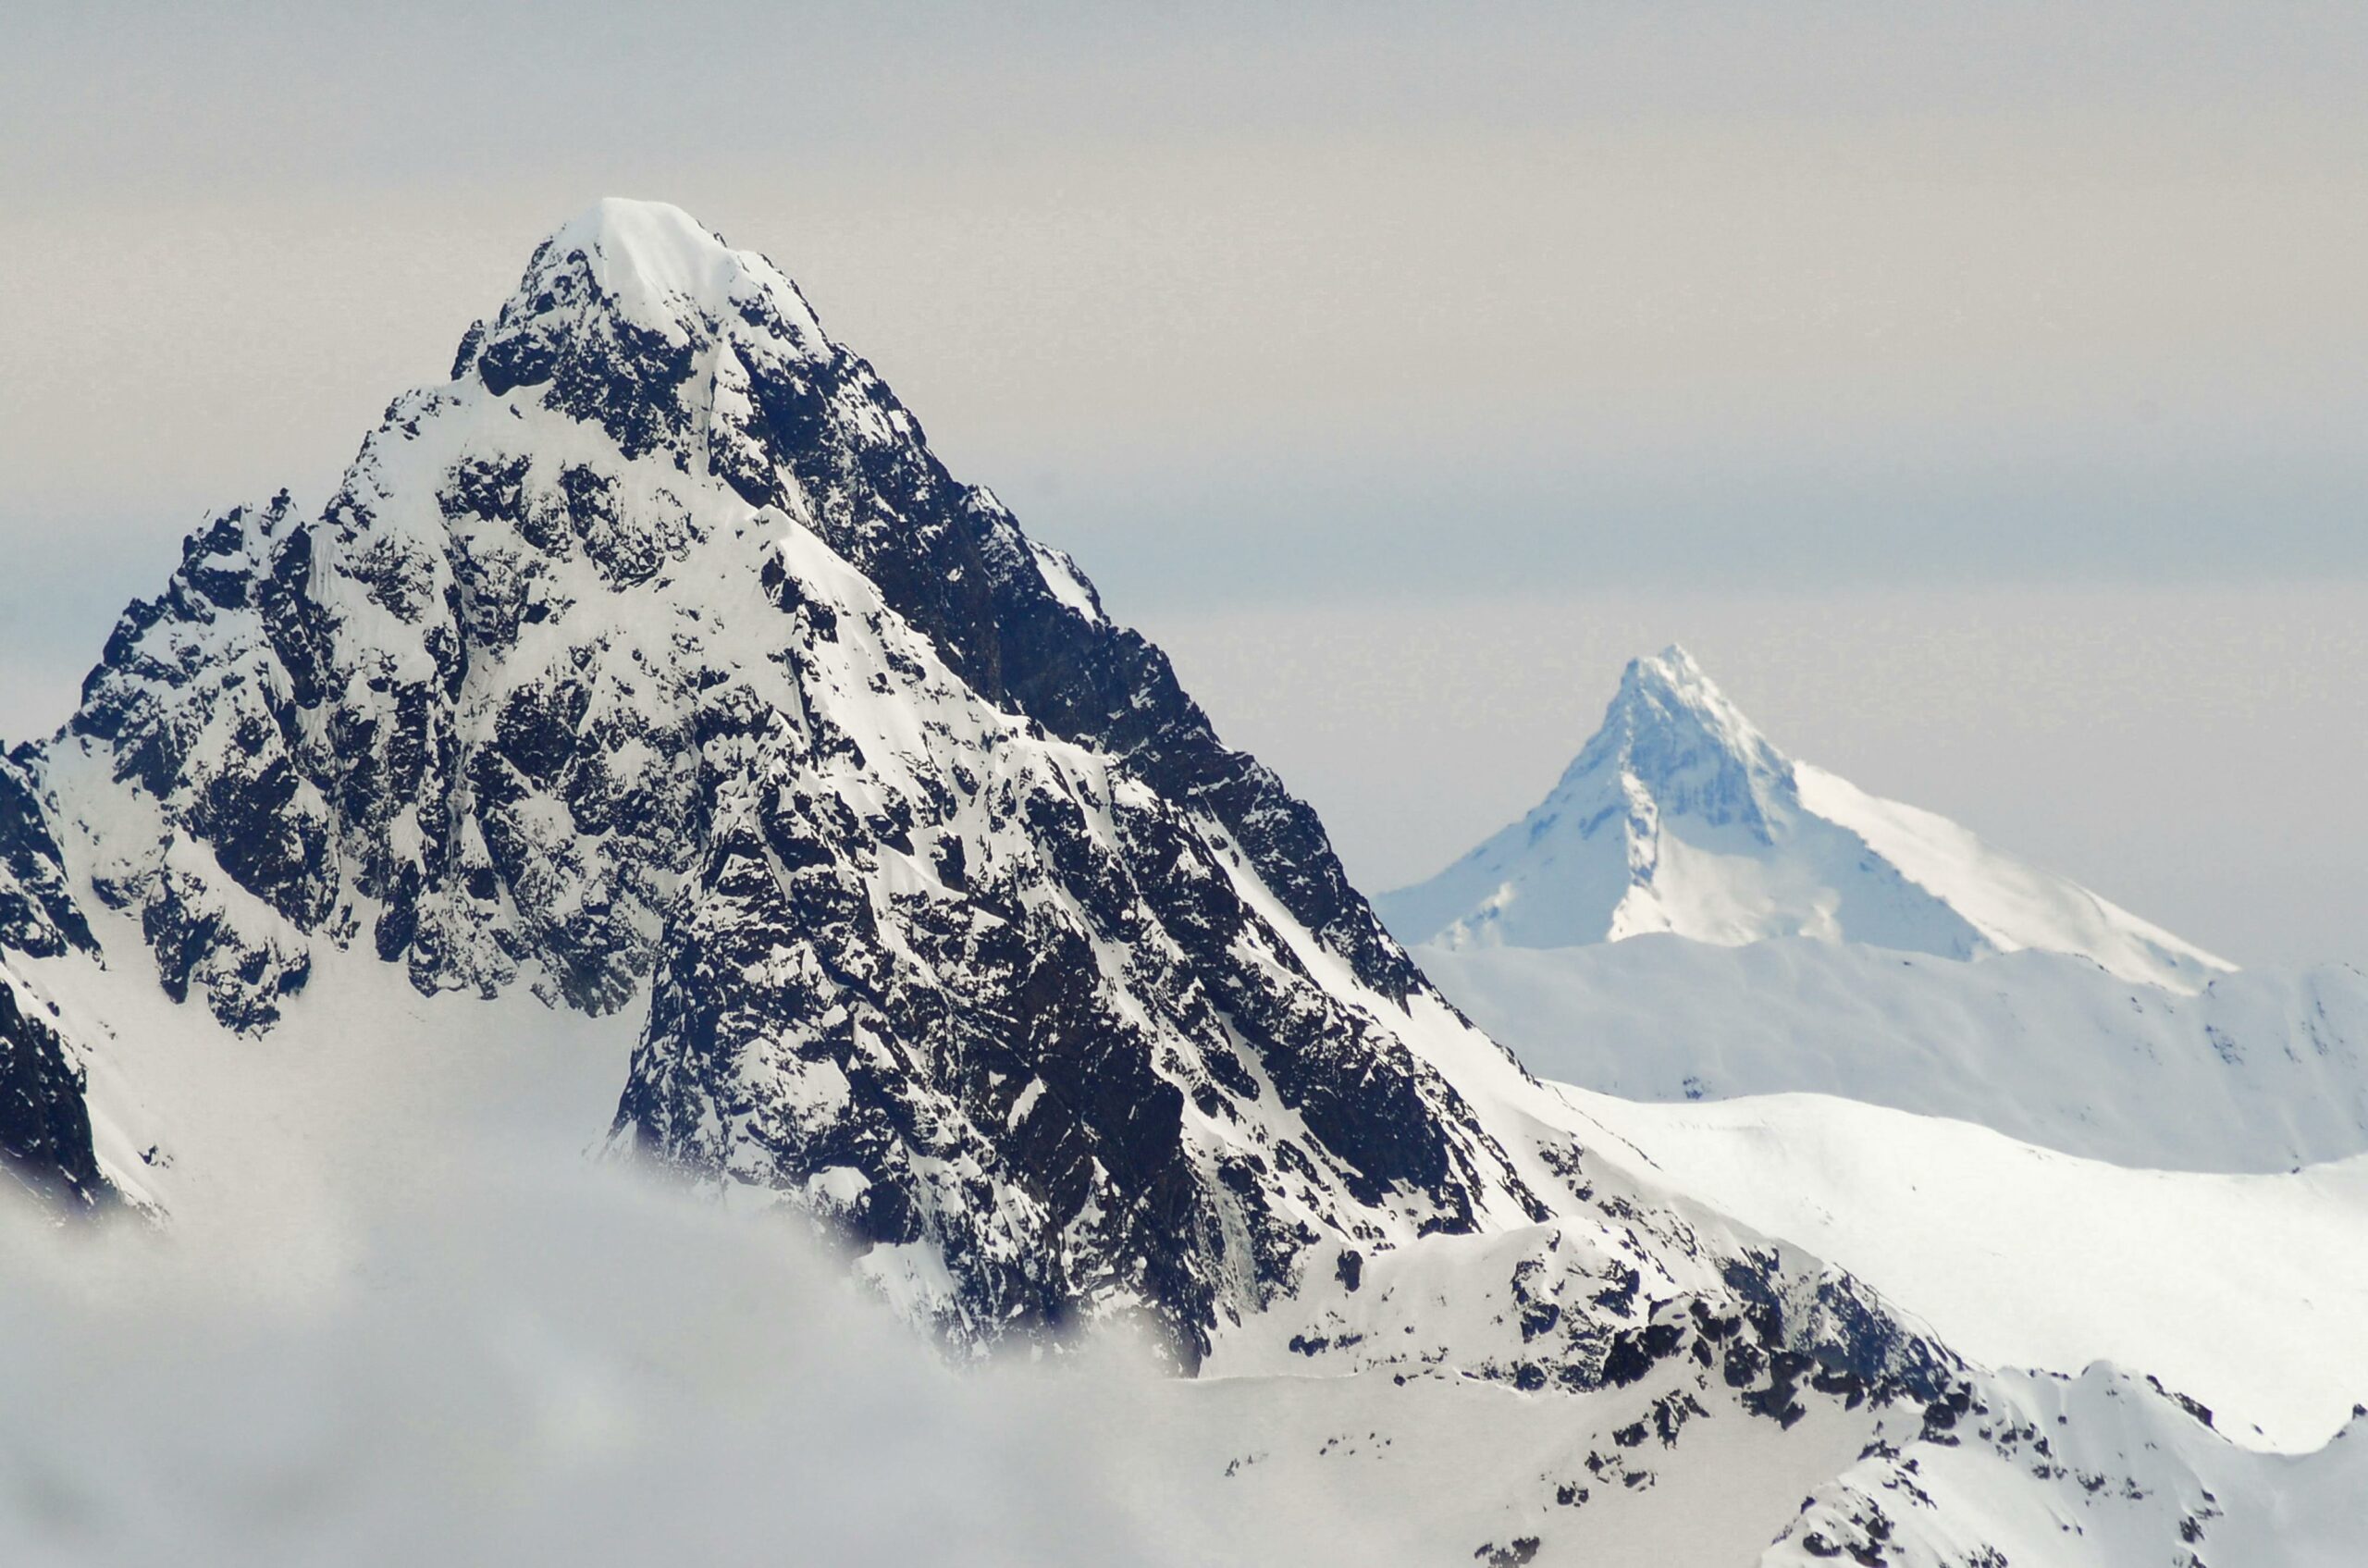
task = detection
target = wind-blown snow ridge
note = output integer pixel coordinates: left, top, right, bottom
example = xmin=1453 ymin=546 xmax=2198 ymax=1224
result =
xmin=542 ymin=198 xmax=804 ymax=332
xmin=1379 ymin=644 xmax=2232 ymax=991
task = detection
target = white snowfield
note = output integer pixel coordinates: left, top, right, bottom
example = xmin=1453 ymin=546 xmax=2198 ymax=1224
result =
xmin=1380 ymin=646 xmax=2231 ymax=993
xmin=1564 ymin=1084 xmax=2368 ymax=1452
xmin=1424 ymin=935 xmax=2368 ymax=1172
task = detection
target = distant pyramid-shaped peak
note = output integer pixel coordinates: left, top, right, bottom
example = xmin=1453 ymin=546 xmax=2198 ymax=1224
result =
xmin=1565 ymin=645 xmax=1794 ymax=838
xmin=1598 ymin=646 xmax=1777 ymax=765
xmin=1379 ymin=648 xmax=2232 ymax=991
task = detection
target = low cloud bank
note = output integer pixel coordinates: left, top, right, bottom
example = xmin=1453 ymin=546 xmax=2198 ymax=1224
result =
xmin=0 ymin=1163 xmax=1233 ymax=1567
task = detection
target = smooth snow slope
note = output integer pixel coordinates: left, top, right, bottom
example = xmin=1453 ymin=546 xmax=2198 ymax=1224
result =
xmin=1379 ymin=646 xmax=2230 ymax=992
xmin=1420 ymin=934 xmax=2368 ymax=1171
xmin=1565 ymin=1084 xmax=2368 ymax=1451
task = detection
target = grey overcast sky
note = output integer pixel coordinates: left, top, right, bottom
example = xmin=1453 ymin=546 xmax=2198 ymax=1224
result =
xmin=4 ymin=3 xmax=2364 ymax=966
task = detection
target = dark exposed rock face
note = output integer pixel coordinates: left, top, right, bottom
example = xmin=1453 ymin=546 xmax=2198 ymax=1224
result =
xmin=0 ymin=972 xmax=109 ymax=1211
xmin=602 ymin=524 xmax=1522 ymax=1356
xmin=2 ymin=722 xmax=107 ymax=1216
xmin=0 ymin=750 xmax=93 ymax=959
xmin=60 ymin=494 xmax=331 ymax=1029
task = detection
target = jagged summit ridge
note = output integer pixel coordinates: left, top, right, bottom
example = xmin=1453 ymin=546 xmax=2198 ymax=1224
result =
xmin=466 ymin=196 xmax=826 ymax=367
xmin=1378 ymin=646 xmax=2232 ymax=991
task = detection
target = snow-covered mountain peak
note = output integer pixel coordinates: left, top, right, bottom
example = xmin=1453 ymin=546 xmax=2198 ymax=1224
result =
xmin=1569 ymin=644 xmax=1794 ymax=839
xmin=1608 ymin=643 xmax=1752 ymax=742
xmin=18 ymin=196 xmax=1540 ymax=1358
xmin=493 ymin=196 xmax=823 ymax=349
xmin=1380 ymin=648 xmax=2234 ymax=991
xmin=447 ymin=196 xmax=845 ymax=485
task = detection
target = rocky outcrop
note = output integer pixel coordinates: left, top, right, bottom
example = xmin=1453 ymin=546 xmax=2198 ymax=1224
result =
xmin=0 ymin=749 xmax=93 ymax=960
xmin=0 ymin=968 xmax=108 ymax=1211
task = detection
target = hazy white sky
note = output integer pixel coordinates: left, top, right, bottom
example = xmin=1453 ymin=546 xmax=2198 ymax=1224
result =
xmin=3 ymin=3 xmax=2362 ymax=965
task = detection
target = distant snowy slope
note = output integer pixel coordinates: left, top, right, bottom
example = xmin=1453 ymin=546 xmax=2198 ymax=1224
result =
xmin=1379 ymin=646 xmax=2230 ymax=992
xmin=1422 ymin=935 xmax=2368 ymax=1170
xmin=1565 ymin=1084 xmax=2368 ymax=1451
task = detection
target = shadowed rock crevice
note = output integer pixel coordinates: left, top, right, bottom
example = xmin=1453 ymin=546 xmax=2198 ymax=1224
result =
xmin=0 ymin=975 xmax=110 ymax=1212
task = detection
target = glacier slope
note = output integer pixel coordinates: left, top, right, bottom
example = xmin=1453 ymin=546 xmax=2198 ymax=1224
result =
xmin=1422 ymin=934 xmax=2368 ymax=1171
